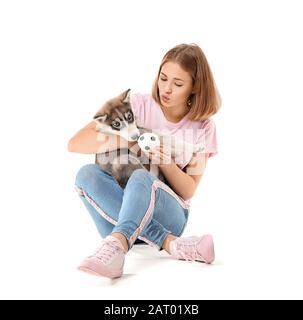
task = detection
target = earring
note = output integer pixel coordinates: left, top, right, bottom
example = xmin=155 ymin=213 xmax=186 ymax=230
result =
xmin=187 ymin=99 xmax=191 ymax=107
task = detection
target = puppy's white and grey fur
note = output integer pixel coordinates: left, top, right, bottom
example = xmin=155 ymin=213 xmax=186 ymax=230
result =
xmin=93 ymin=89 xmax=164 ymax=188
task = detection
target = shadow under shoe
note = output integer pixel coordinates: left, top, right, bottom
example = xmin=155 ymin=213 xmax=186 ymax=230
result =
xmin=134 ymin=238 xmax=147 ymax=245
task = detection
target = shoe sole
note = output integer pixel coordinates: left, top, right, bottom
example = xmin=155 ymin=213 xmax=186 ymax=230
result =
xmin=78 ymin=266 xmax=122 ymax=279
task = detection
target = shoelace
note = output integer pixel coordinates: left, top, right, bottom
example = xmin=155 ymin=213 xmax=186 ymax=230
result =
xmin=175 ymin=237 xmax=203 ymax=262
xmin=92 ymin=239 xmax=121 ymax=264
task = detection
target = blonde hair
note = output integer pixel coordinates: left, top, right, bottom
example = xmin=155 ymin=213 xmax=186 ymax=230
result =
xmin=152 ymin=43 xmax=221 ymax=121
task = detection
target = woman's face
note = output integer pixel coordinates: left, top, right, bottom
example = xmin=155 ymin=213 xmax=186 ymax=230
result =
xmin=158 ymin=61 xmax=193 ymax=109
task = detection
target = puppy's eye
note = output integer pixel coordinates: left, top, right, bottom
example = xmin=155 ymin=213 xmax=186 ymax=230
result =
xmin=151 ymin=136 xmax=156 ymax=141
xmin=125 ymin=112 xmax=133 ymax=122
xmin=112 ymin=121 xmax=121 ymax=128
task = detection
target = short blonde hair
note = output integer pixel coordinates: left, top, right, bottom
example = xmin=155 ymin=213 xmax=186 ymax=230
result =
xmin=152 ymin=43 xmax=221 ymax=121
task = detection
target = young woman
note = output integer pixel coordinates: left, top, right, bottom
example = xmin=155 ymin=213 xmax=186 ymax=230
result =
xmin=68 ymin=43 xmax=221 ymax=278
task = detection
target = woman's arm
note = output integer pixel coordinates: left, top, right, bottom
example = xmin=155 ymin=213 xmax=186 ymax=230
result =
xmin=144 ymin=146 xmax=208 ymax=200
xmin=159 ymin=153 xmax=208 ymax=200
xmin=67 ymin=120 xmax=136 ymax=154
xmin=158 ymin=163 xmax=196 ymax=200
xmin=159 ymin=153 xmax=208 ymax=201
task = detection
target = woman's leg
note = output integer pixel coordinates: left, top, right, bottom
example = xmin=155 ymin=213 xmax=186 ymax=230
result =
xmin=110 ymin=168 xmax=215 ymax=264
xmin=75 ymin=164 xmax=124 ymax=238
xmin=75 ymin=164 xmax=188 ymax=251
xmin=76 ymin=167 xmax=214 ymax=278
xmin=75 ymin=164 xmax=152 ymax=248
xmin=110 ymin=168 xmax=190 ymax=251
xmin=76 ymin=167 xmax=190 ymax=278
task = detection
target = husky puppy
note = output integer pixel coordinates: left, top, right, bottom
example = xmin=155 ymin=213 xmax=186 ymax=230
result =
xmin=93 ymin=89 xmax=166 ymax=188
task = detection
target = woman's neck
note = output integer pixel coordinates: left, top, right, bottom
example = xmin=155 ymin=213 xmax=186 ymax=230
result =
xmin=160 ymin=104 xmax=189 ymax=123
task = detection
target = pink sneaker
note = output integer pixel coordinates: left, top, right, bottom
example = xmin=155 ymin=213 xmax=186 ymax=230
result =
xmin=78 ymin=235 xmax=125 ymax=278
xmin=170 ymin=234 xmax=215 ymax=264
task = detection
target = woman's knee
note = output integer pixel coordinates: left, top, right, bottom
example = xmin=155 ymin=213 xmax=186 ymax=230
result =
xmin=75 ymin=164 xmax=101 ymax=189
xmin=127 ymin=168 xmax=155 ymax=187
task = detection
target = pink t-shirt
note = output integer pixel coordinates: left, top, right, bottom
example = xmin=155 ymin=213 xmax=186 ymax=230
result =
xmin=131 ymin=93 xmax=218 ymax=171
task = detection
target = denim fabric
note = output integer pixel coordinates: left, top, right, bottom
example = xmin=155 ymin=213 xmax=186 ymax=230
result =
xmin=75 ymin=164 xmax=189 ymax=250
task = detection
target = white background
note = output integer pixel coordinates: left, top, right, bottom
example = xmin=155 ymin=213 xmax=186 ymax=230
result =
xmin=0 ymin=0 xmax=302 ymax=300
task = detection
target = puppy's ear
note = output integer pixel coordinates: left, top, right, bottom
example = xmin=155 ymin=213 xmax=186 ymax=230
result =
xmin=121 ymin=88 xmax=131 ymax=104
xmin=93 ymin=113 xmax=107 ymax=123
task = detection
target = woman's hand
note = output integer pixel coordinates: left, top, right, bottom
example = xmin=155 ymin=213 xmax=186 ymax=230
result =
xmin=142 ymin=145 xmax=173 ymax=166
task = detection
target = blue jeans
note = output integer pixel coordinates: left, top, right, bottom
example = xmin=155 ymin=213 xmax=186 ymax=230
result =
xmin=75 ymin=164 xmax=190 ymax=250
